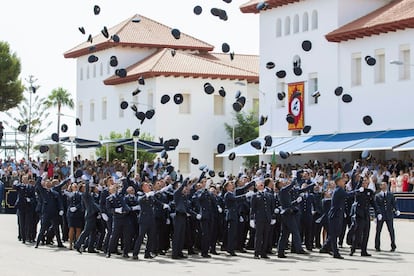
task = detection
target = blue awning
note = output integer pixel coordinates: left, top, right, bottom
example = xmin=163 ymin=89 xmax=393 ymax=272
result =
xmin=217 ymin=137 xmax=294 ymax=157
xmin=294 ymin=131 xmax=385 ymax=154
xmin=343 ymin=129 xmax=414 ymax=152
xmin=264 ymin=135 xmax=332 ymax=155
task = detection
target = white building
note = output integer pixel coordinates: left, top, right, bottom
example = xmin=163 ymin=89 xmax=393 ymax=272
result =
xmin=64 ymin=14 xmax=259 ymax=175
xmin=231 ymin=0 xmax=414 ymax=163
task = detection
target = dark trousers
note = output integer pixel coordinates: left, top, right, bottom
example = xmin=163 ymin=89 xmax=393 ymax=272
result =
xmin=75 ymin=217 xmax=97 ymax=251
xmin=200 ymin=219 xmax=211 ymax=255
xmin=18 ymin=208 xmax=33 ymax=242
xmin=61 ymin=213 xmax=69 ymax=241
xmin=339 ymin=215 xmax=351 ymax=245
xmin=227 ymin=219 xmax=238 ymax=253
xmin=36 ymin=215 xmax=63 ymax=247
xmin=154 ymin=217 xmax=168 ymax=253
xmin=133 ymin=220 xmax=155 ymax=257
xmin=103 ymin=216 xmax=113 ymax=253
xmin=313 ymin=213 xmax=322 ymax=247
xmin=352 ymin=217 xmax=370 ymax=254
xmin=237 ymin=218 xmax=249 ymax=250
xmin=255 ymin=221 xmax=270 ymax=256
xmin=108 ymin=216 xmax=129 ymax=255
xmin=278 ymin=214 xmax=302 ymax=254
xmin=172 ymin=213 xmax=186 ymax=257
xmin=210 ymin=217 xmax=219 ymax=252
xmin=185 ymin=217 xmax=196 ymax=252
xmin=322 ymin=217 xmax=342 ymax=257
xmin=300 ymin=215 xmax=313 ymax=249
xmin=375 ymin=219 xmax=396 ymax=250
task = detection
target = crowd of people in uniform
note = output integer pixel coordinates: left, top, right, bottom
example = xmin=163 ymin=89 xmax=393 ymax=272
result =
xmin=1 ymin=155 xmax=404 ymax=260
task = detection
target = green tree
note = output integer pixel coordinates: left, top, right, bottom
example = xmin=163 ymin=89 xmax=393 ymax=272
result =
xmin=0 ymin=41 xmax=24 ymax=111
xmin=4 ymin=82 xmax=52 ymax=158
xmin=44 ymin=87 xmax=74 ymax=157
xmin=96 ymin=129 xmax=157 ymax=165
xmin=224 ymin=111 xmax=259 ymax=168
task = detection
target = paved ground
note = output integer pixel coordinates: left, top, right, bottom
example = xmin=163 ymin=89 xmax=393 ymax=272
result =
xmin=0 ymin=214 xmax=413 ymax=276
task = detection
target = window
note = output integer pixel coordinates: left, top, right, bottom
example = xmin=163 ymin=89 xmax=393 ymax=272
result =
xmin=302 ymin=12 xmax=309 ymax=32
xmin=78 ymin=103 xmax=83 ymax=122
xmin=285 ymin=17 xmax=291 ymax=35
xmin=252 ymin=98 xmax=259 ymax=115
xmin=178 ymin=152 xmax=190 ymax=173
xmin=90 ymin=101 xmax=95 ymax=122
xmin=214 ymin=154 xmax=223 ymax=172
xmin=276 ymin=18 xmax=282 ymax=37
xmin=311 ymin=10 xmax=318 ymax=30
xmin=276 ymin=81 xmax=285 ymax=108
xmin=293 ymin=14 xmax=299 ymax=34
xmin=119 ymin=97 xmax=124 ymax=118
xmin=80 ymin=68 xmax=84 ymax=81
xmin=102 ymin=98 xmax=107 ymax=120
xmin=400 ymin=46 xmax=411 ymax=80
xmin=100 ymin=63 xmax=103 ymax=76
xmin=148 ymin=92 xmax=154 ymax=108
xmin=374 ymin=50 xmax=385 ymax=83
xmin=179 ymin=94 xmax=191 ymax=114
xmin=214 ymin=95 xmax=225 ymax=115
xmin=308 ymin=73 xmax=318 ymax=105
xmin=351 ymin=53 xmax=362 ymax=86
xmin=86 ymin=66 xmax=90 ymax=79
xmin=93 ymin=64 xmax=96 ymax=78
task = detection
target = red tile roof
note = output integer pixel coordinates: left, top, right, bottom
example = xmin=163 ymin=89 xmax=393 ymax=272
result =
xmin=240 ymin=0 xmax=301 ymax=14
xmin=64 ymin=14 xmax=214 ymax=58
xmin=326 ymin=0 xmax=414 ymax=42
xmin=103 ymin=49 xmax=259 ymax=85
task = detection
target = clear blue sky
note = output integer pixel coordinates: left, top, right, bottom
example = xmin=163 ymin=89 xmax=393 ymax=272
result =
xmin=0 ymin=0 xmax=259 ymax=136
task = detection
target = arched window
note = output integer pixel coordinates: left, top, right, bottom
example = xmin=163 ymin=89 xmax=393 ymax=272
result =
xmin=311 ymin=10 xmax=318 ymax=30
xmin=276 ymin=18 xmax=282 ymax=37
xmin=285 ymin=16 xmax=291 ymax=35
xmin=293 ymin=14 xmax=299 ymax=34
xmin=302 ymin=12 xmax=309 ymax=32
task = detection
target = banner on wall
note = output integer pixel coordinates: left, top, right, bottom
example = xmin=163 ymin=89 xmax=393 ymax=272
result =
xmin=287 ymin=82 xmax=305 ymax=131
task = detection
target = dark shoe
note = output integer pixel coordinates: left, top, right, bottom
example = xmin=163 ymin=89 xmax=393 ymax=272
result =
xmin=172 ymin=255 xmax=183 ymax=260
xmin=210 ymin=251 xmax=219 ymax=255
xmin=229 ymin=252 xmax=237 ymax=256
xmin=297 ymin=250 xmax=309 ymax=255
xmin=239 ymin=249 xmax=247 ymax=253
xmin=349 ymin=248 xmax=355 ymax=256
xmin=88 ymin=250 xmax=98 ymax=254
xmin=132 ymin=255 xmax=138 ymax=260
xmin=390 ymin=247 xmax=396 ymax=252
xmin=179 ymin=254 xmax=188 ymax=259
xmin=144 ymin=254 xmax=154 ymax=259
xmin=306 ymin=247 xmax=313 ymax=251
xmin=319 ymin=248 xmax=330 ymax=254
xmin=375 ymin=248 xmax=381 ymax=252
xmin=334 ymin=255 xmax=344 ymax=259
xmin=34 ymin=245 xmax=39 ymax=249
xmin=338 ymin=243 xmax=343 ymax=248
xmin=254 ymin=255 xmax=260 ymax=259
xmin=122 ymin=253 xmax=130 ymax=258
xmin=361 ymin=253 xmax=371 ymax=257
xmin=278 ymin=253 xmax=287 ymax=258
xmin=106 ymin=253 xmax=111 ymax=258
xmin=57 ymin=244 xmax=65 ymax=248
xmin=188 ymin=249 xmax=196 ymax=255
xmin=202 ymin=254 xmax=211 ymax=258
xmin=158 ymin=251 xmax=166 ymax=256
xmin=261 ymin=255 xmax=270 ymax=259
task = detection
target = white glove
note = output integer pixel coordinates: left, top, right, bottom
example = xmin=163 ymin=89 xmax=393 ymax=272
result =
xmin=344 ymin=212 xmax=347 ymax=218
xmin=361 ymin=167 xmax=369 ymax=177
xmin=69 ymin=207 xmax=77 ymax=212
xmin=41 ymin=172 xmax=48 ymax=180
xmin=166 ymin=218 xmax=171 ymax=225
xmin=59 ymin=210 xmax=64 ymax=216
xmin=245 ymin=190 xmax=254 ymax=198
xmin=359 ymin=187 xmax=364 ymax=193
xmin=377 ymin=214 xmax=383 ymax=221
xmin=353 ymin=161 xmax=359 ymax=171
xmin=270 ymin=219 xmax=276 ymax=225
xmin=146 ymin=191 xmax=155 ymax=197
xmin=395 ymin=210 xmax=401 ymax=217
xmin=217 ymin=206 xmax=223 ymax=213
xmin=196 ymin=214 xmax=202 ymax=220
xmin=274 ymin=208 xmax=280 ymax=214
xmin=115 ymin=207 xmax=123 ymax=214
xmin=102 ymin=213 xmax=109 ymax=221
xmin=311 ymin=211 xmax=316 ymax=215
xmin=296 ymin=196 xmax=303 ymax=203
xmin=26 ymin=198 xmax=31 ymax=203
xmin=97 ymin=214 xmax=101 ymax=219
xmin=239 ymin=216 xmax=244 ymax=223
xmin=132 ymin=205 xmax=141 ymax=211
xmin=163 ymin=204 xmax=170 ymax=210
xmin=249 ymin=219 xmax=255 ymax=228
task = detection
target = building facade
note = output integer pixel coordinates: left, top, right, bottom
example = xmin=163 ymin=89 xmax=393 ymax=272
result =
xmin=64 ymin=15 xmax=259 ymax=175
xmin=238 ymin=0 xmax=414 ymax=163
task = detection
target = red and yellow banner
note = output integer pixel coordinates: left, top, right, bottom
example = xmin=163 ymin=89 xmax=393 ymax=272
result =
xmin=288 ymin=82 xmax=304 ymax=131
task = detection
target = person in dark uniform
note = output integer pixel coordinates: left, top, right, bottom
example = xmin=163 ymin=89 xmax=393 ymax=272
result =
xmin=124 ymin=185 xmax=140 ymax=255
xmin=64 ymin=182 xmax=83 ymax=250
xmin=223 ymin=180 xmax=254 ymax=256
xmin=209 ymin=185 xmax=222 ymax=255
xmin=153 ymin=180 xmax=170 ymax=255
xmin=299 ymin=183 xmax=315 ymax=251
xmin=250 ymin=178 xmax=275 ymax=259
xmin=172 ymin=178 xmax=190 ymax=259
xmin=35 ymin=173 xmax=67 ymax=248
xmin=132 ymin=182 xmax=169 ymax=260
xmin=320 ymin=176 xmax=361 ymax=259
xmin=74 ymin=178 xmax=101 ymax=254
xmin=236 ymin=176 xmax=251 ymax=253
xmin=100 ymin=176 xmax=113 ymax=254
xmin=350 ymin=176 xmax=379 ymax=257
xmin=375 ymin=182 xmax=400 ymax=252
xmin=276 ymin=178 xmax=312 ymax=258
xmin=312 ymin=184 xmax=323 ymax=249
xmin=13 ymin=175 xmax=36 ymax=244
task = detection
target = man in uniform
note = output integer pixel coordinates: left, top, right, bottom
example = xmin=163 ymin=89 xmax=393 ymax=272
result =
xmin=171 ymin=178 xmax=189 ymax=259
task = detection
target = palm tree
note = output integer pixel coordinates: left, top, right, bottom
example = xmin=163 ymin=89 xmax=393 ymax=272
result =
xmin=44 ymin=87 xmax=74 ymax=158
